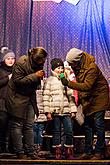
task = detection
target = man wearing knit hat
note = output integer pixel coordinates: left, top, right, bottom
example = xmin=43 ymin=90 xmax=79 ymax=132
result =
xmin=60 ymin=48 xmax=109 ymax=160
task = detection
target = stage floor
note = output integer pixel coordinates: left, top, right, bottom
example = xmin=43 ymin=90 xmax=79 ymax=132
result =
xmin=0 ymin=153 xmax=110 ymax=165
xmin=0 ymin=159 xmax=110 ymax=165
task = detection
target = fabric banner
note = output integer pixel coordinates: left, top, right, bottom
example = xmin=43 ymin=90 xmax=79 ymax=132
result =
xmin=33 ymin=0 xmax=80 ymax=5
xmin=65 ymin=0 xmax=80 ymax=5
xmin=33 ymin=0 xmax=62 ymax=3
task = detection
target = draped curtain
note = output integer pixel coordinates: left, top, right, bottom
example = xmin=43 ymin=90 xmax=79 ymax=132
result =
xmin=0 ymin=0 xmax=32 ymax=59
xmin=0 ymin=0 xmax=110 ymax=79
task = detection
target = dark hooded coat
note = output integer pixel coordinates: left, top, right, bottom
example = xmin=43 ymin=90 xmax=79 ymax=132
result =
xmin=6 ymin=55 xmax=41 ymax=119
xmin=0 ymin=62 xmax=12 ymax=112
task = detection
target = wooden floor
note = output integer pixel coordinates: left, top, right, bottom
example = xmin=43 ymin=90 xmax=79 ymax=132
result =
xmin=0 ymin=153 xmax=110 ymax=165
xmin=0 ymin=159 xmax=110 ymax=165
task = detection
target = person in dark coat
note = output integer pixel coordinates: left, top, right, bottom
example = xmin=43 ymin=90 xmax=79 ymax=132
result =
xmin=6 ymin=47 xmax=47 ymax=159
xmin=60 ymin=48 xmax=109 ymax=160
xmin=0 ymin=47 xmax=15 ymax=153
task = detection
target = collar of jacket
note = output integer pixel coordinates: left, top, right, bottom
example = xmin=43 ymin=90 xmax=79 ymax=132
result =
xmin=51 ymin=70 xmax=61 ymax=80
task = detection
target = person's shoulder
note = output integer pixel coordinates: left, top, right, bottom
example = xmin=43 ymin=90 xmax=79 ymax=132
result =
xmin=46 ymin=75 xmax=54 ymax=80
xmin=45 ymin=76 xmax=56 ymax=83
xmin=16 ymin=55 xmax=28 ymax=65
xmin=83 ymin=52 xmax=97 ymax=68
xmin=18 ymin=55 xmax=27 ymax=62
xmin=90 ymin=62 xmax=98 ymax=68
xmin=84 ymin=52 xmax=95 ymax=62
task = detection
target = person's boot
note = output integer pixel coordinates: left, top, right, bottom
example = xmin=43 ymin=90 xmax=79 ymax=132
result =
xmin=55 ymin=147 xmax=62 ymax=160
xmin=0 ymin=142 xmax=7 ymax=153
xmin=65 ymin=147 xmax=75 ymax=160
xmin=17 ymin=153 xmax=28 ymax=159
xmin=34 ymin=144 xmax=39 ymax=153
xmin=76 ymin=153 xmax=93 ymax=160
xmin=90 ymin=153 xmax=104 ymax=160
xmin=28 ymin=152 xmax=46 ymax=160
xmin=105 ymin=144 xmax=110 ymax=159
xmin=37 ymin=145 xmax=43 ymax=153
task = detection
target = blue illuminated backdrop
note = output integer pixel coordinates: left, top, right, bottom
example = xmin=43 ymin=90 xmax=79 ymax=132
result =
xmin=0 ymin=0 xmax=110 ymax=80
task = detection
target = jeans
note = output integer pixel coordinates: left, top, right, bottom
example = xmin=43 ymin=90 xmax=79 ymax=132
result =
xmin=0 ymin=111 xmax=9 ymax=152
xmin=33 ymin=122 xmax=44 ymax=145
xmin=52 ymin=115 xmax=73 ymax=147
xmin=84 ymin=111 xmax=105 ymax=154
xmin=0 ymin=111 xmax=8 ymax=143
xmin=9 ymin=104 xmax=35 ymax=155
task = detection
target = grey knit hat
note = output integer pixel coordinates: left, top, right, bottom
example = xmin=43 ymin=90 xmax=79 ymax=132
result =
xmin=0 ymin=47 xmax=15 ymax=61
xmin=66 ymin=48 xmax=83 ymax=63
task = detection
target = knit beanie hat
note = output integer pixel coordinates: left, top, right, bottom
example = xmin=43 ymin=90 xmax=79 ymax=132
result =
xmin=0 ymin=47 xmax=15 ymax=61
xmin=51 ymin=58 xmax=64 ymax=71
xmin=66 ymin=48 xmax=83 ymax=63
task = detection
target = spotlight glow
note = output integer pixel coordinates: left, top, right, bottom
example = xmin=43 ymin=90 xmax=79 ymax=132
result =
xmin=65 ymin=0 xmax=80 ymax=5
xmin=33 ymin=0 xmax=62 ymax=3
xmin=33 ymin=0 xmax=80 ymax=5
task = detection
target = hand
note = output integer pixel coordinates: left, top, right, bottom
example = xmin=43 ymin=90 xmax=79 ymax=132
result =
xmin=61 ymin=77 xmax=68 ymax=86
xmin=71 ymin=112 xmax=76 ymax=118
xmin=60 ymin=73 xmax=68 ymax=86
xmin=35 ymin=70 xmax=45 ymax=78
xmin=47 ymin=113 xmax=52 ymax=120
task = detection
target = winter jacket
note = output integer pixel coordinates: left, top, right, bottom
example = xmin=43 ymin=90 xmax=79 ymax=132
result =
xmin=0 ymin=63 xmax=12 ymax=112
xmin=68 ymin=52 xmax=109 ymax=116
xmin=43 ymin=74 xmax=77 ymax=115
xmin=6 ymin=55 xmax=41 ymax=119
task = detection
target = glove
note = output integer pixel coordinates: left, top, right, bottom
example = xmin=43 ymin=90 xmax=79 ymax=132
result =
xmin=60 ymin=73 xmax=68 ymax=86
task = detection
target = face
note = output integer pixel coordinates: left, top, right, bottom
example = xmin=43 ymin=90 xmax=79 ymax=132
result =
xmin=35 ymin=57 xmax=46 ymax=64
xmin=4 ymin=57 xmax=15 ymax=66
xmin=54 ymin=66 xmax=64 ymax=75
xmin=68 ymin=61 xmax=81 ymax=71
xmin=32 ymin=57 xmax=46 ymax=71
